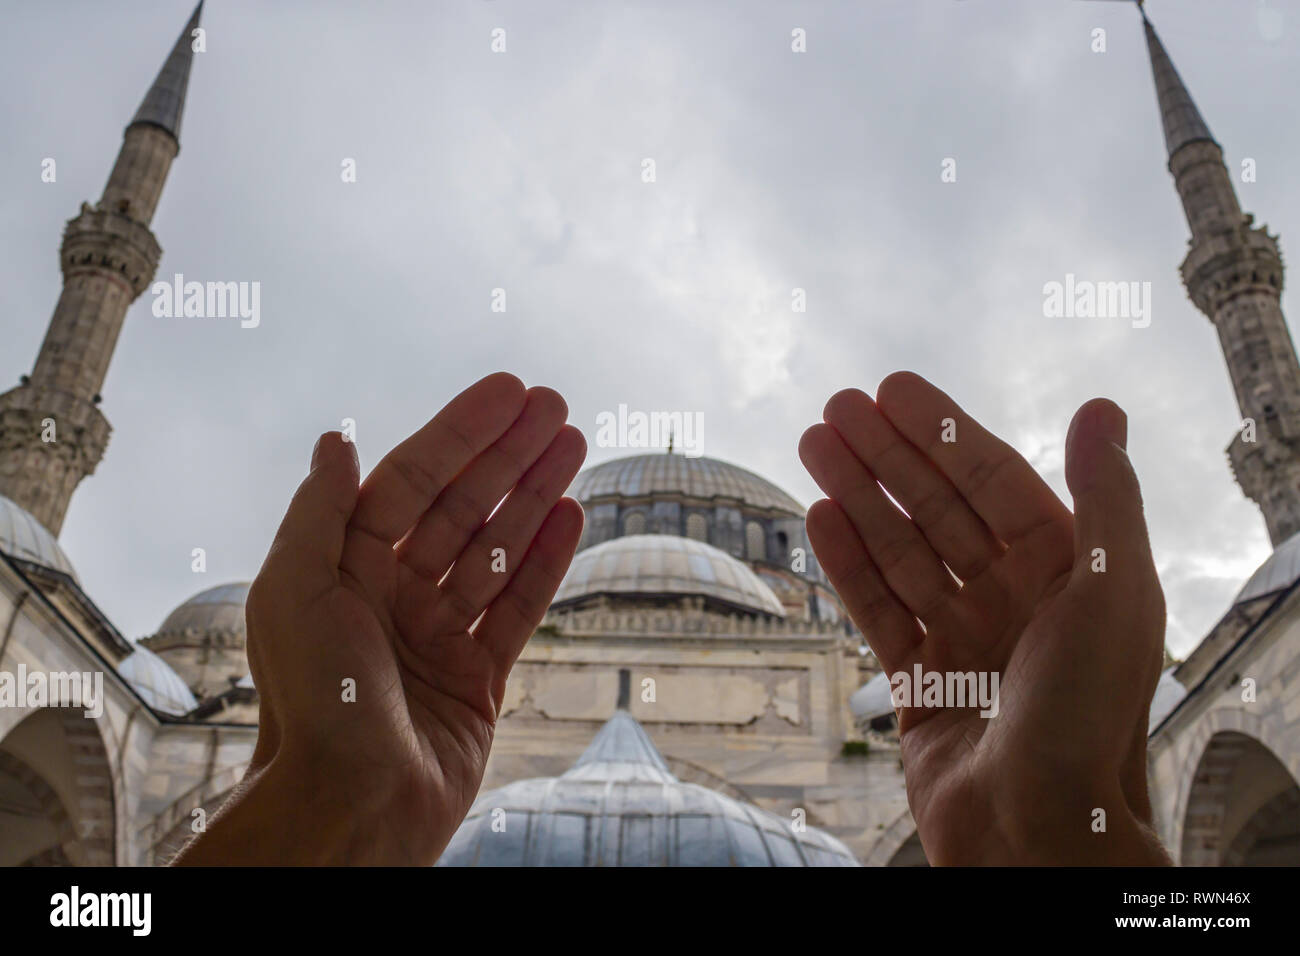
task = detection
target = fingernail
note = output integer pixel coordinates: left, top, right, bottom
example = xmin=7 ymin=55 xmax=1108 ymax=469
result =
xmin=311 ymin=435 xmax=324 ymax=469
xmin=1098 ymin=403 xmax=1128 ymax=452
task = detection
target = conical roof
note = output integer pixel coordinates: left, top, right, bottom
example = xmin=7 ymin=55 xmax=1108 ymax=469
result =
xmin=1142 ymin=13 xmax=1215 ymax=158
xmin=129 ymin=1 xmax=203 ymax=143
xmin=563 ymin=709 xmax=675 ymax=783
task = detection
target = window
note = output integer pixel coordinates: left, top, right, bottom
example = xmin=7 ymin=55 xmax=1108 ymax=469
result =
xmin=745 ymin=521 xmax=766 ymax=561
xmin=686 ymin=513 xmax=708 ymax=542
xmin=623 ymin=511 xmax=646 ymax=536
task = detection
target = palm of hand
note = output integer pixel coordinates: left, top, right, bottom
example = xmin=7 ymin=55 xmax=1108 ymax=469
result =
xmin=800 ymin=373 xmax=1164 ymax=865
xmin=245 ymin=374 xmax=586 ymax=862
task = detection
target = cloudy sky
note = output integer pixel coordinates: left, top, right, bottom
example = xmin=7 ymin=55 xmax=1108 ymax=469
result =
xmin=2 ymin=0 xmax=1296 ymax=656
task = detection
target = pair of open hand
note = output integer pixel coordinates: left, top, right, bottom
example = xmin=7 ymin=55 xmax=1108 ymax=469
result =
xmin=176 ymin=371 xmax=1170 ymax=865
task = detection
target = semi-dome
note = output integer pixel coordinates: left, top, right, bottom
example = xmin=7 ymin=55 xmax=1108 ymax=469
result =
xmin=118 ymin=644 xmax=198 ymax=716
xmin=850 ymin=671 xmax=895 ymax=722
xmin=551 ymin=534 xmax=786 ymax=617
xmin=570 ymin=453 xmax=804 ymax=515
xmin=0 ymin=495 xmax=77 ymax=581
xmin=1234 ymin=532 xmax=1300 ymax=605
xmin=437 ymin=710 xmax=859 ymax=867
xmin=157 ymin=581 xmax=250 ymax=636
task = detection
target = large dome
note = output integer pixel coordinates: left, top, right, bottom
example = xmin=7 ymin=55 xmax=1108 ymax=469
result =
xmin=552 ymin=535 xmax=786 ymax=617
xmin=0 ymin=495 xmax=77 ymax=581
xmin=157 ymin=581 xmax=250 ymax=636
xmin=570 ymin=454 xmax=804 ymax=515
xmin=437 ymin=711 xmax=858 ymax=867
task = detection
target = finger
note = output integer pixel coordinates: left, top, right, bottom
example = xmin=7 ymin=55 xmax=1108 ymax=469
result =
xmin=428 ymin=425 xmax=587 ymax=635
xmin=875 ymin=371 xmax=1071 ymax=545
xmin=1065 ymin=399 xmax=1159 ymax=581
xmin=475 ymin=497 xmax=585 ymax=676
xmin=823 ymin=387 xmax=1001 ymax=581
xmin=396 ymin=386 xmax=569 ymax=580
xmin=348 ymin=371 xmax=527 ymax=547
xmin=800 ymin=423 xmax=958 ymax=625
xmin=805 ymin=498 xmax=922 ymax=673
xmin=1065 ymin=400 xmax=1166 ymax=817
xmin=247 ymin=433 xmax=357 ymax=770
xmin=261 ymin=431 xmax=360 ymax=602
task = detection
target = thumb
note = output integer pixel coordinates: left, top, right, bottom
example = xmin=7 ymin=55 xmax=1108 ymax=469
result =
xmin=262 ymin=431 xmax=360 ymax=600
xmin=1064 ymin=399 xmax=1153 ymax=577
xmin=1064 ymin=401 xmax=1167 ymax=810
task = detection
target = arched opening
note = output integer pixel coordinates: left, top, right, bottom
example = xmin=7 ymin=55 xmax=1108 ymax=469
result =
xmin=0 ymin=749 xmax=76 ymax=865
xmin=745 ymin=521 xmax=766 ymax=561
xmin=0 ymin=708 xmax=116 ymax=865
xmin=685 ymin=513 xmax=708 ymax=543
xmin=1181 ymin=730 xmax=1300 ymax=866
xmin=886 ymin=830 xmax=930 ymax=867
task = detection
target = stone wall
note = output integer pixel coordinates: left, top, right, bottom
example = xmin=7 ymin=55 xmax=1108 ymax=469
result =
xmin=1148 ymin=587 xmax=1300 ymax=863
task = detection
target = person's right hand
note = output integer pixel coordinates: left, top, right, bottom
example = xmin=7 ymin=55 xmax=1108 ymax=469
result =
xmin=175 ymin=372 xmax=586 ymax=865
xmin=800 ymin=372 xmax=1170 ymax=865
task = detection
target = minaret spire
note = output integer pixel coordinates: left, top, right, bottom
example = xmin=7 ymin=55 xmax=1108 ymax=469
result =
xmin=130 ymin=1 xmax=204 ymax=144
xmin=1142 ymin=12 xmax=1215 ymax=160
xmin=0 ymin=3 xmax=202 ymax=534
xmin=1142 ymin=12 xmax=1300 ymax=547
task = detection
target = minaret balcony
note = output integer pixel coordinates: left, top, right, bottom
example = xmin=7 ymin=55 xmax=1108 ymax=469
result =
xmin=59 ymin=204 xmax=162 ymax=297
xmin=0 ymin=383 xmax=111 ymax=468
xmin=1181 ymin=226 xmax=1285 ymax=315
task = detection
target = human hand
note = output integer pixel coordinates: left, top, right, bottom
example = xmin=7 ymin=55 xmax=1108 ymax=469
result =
xmin=174 ymin=372 xmax=585 ymax=865
xmin=800 ymin=372 xmax=1170 ymax=865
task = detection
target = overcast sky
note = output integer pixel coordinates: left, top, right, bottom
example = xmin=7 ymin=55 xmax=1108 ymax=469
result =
xmin=2 ymin=0 xmax=1296 ymax=657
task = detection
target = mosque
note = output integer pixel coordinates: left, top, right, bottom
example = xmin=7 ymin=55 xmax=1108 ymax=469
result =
xmin=0 ymin=3 xmax=1296 ymax=866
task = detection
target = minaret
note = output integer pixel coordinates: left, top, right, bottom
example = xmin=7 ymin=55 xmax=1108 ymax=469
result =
xmin=1144 ymin=9 xmax=1300 ymax=547
xmin=0 ymin=2 xmax=202 ymax=535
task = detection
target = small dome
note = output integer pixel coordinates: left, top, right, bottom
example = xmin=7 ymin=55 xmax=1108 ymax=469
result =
xmin=438 ymin=711 xmax=859 ymax=867
xmin=0 ymin=495 xmax=77 ymax=581
xmin=849 ymin=671 xmax=895 ymax=722
xmin=551 ymin=535 xmax=786 ymax=617
xmin=570 ymin=454 xmax=804 ymax=515
xmin=1234 ymin=532 xmax=1300 ymax=605
xmin=1148 ymin=667 xmax=1187 ymax=733
xmin=118 ymin=644 xmax=198 ymax=716
xmin=158 ymin=581 xmax=250 ymax=636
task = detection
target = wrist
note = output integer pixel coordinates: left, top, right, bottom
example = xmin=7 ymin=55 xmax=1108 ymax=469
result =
xmin=173 ymin=747 xmax=421 ymax=865
xmin=994 ymin=777 xmax=1171 ymax=866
